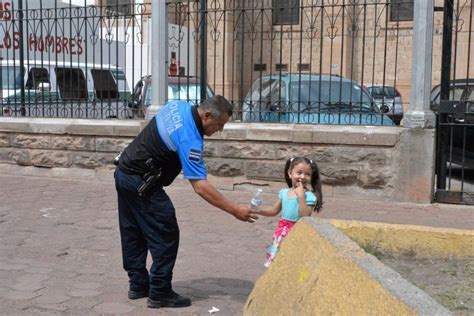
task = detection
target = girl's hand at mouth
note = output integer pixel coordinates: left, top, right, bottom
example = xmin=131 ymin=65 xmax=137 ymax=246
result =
xmin=294 ymin=181 xmax=306 ymax=197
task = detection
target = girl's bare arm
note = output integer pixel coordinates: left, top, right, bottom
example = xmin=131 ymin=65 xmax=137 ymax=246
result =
xmin=297 ymin=194 xmax=313 ymax=217
xmin=295 ymin=183 xmax=312 ymax=217
xmin=258 ymin=200 xmax=281 ymax=217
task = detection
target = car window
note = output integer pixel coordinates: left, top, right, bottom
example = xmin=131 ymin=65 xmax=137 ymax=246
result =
xmin=246 ymin=78 xmax=285 ymax=103
xmin=132 ymin=80 xmax=143 ymax=98
xmin=449 ymin=87 xmax=465 ymax=101
xmin=431 ymin=85 xmax=469 ymax=104
xmin=26 ymin=67 xmax=50 ymax=89
xmin=143 ymin=82 xmax=213 ymax=106
xmin=169 ymin=83 xmax=199 ymax=100
xmin=145 ymin=85 xmax=152 ymax=106
xmin=1 ymin=66 xmax=23 ymax=89
xmin=289 ymin=80 xmax=320 ymax=110
xmin=466 ymin=88 xmax=474 ymax=102
xmin=169 ymin=83 xmax=213 ymax=101
xmin=91 ymin=69 xmax=118 ymax=100
xmin=368 ymin=86 xmax=397 ymax=98
xmin=289 ymin=80 xmax=373 ymax=111
xmin=55 ymin=67 xmax=87 ymax=100
xmin=431 ymin=86 xmax=440 ymax=103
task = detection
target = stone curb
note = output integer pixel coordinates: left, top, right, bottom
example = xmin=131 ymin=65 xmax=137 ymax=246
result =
xmin=329 ymin=219 xmax=474 ymax=258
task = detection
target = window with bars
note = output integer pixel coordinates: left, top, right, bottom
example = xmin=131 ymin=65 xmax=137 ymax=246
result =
xmin=103 ymin=0 xmax=132 ymax=15
xmin=275 ymin=64 xmax=288 ymax=72
xmin=272 ymin=0 xmax=300 ymax=26
xmin=254 ymin=64 xmax=267 ymax=72
xmin=390 ymin=0 xmax=413 ymax=22
xmin=297 ymin=63 xmax=310 ymax=72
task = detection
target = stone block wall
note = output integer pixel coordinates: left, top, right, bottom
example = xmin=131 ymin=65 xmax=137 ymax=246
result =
xmin=0 ymin=118 xmax=138 ymax=171
xmin=0 ymin=118 xmax=435 ymax=203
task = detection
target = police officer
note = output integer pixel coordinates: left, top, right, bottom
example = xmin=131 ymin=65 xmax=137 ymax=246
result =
xmin=114 ymin=95 xmax=258 ymax=309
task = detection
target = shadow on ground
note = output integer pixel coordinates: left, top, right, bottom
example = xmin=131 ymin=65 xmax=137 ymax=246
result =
xmin=174 ymin=277 xmax=254 ymax=303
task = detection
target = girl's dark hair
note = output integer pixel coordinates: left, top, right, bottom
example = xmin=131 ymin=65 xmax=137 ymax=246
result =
xmin=284 ymin=156 xmax=323 ymax=212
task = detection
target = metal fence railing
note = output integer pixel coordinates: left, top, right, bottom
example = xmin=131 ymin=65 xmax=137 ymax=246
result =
xmin=0 ymin=1 xmax=149 ymax=119
xmin=166 ymin=0 xmax=416 ymax=126
xmin=1 ymin=0 xmax=472 ymax=130
xmin=433 ymin=0 xmax=474 ymax=204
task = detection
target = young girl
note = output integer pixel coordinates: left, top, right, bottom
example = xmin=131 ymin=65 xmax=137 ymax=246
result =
xmin=258 ymin=156 xmax=323 ymax=267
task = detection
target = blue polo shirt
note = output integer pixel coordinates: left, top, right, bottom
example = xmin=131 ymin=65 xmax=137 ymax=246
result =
xmin=119 ymin=100 xmax=206 ymax=186
xmin=155 ymin=101 xmax=207 ymax=180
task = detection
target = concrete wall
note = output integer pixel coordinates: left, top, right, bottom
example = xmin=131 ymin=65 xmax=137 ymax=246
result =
xmin=244 ymin=218 xmax=452 ymax=315
xmin=0 ymin=118 xmax=435 ymax=203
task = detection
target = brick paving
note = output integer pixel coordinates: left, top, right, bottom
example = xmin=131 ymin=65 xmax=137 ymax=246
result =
xmin=0 ymin=173 xmax=472 ymax=315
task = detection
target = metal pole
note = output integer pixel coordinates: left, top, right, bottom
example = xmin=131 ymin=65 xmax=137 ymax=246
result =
xmin=402 ymin=0 xmax=436 ymax=128
xmin=436 ymin=0 xmax=454 ymax=190
xmin=18 ymin=0 xmax=26 ymax=116
xmin=146 ymin=0 xmax=168 ymax=119
xmin=199 ymin=0 xmax=207 ymax=102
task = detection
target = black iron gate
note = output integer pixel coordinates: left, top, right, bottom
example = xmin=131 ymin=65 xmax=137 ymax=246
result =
xmin=434 ymin=0 xmax=474 ymax=204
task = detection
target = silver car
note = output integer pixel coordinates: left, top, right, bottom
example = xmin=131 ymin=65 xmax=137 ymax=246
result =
xmin=366 ymin=84 xmax=404 ymax=125
xmin=127 ymin=75 xmax=215 ymax=119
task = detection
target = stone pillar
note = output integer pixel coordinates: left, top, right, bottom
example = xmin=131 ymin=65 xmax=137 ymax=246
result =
xmin=402 ymin=0 xmax=436 ymax=128
xmin=395 ymin=0 xmax=437 ymax=203
xmin=393 ymin=128 xmax=436 ymax=203
xmin=146 ymin=0 xmax=168 ymax=119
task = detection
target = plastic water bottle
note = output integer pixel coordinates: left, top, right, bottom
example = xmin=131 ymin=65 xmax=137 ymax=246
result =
xmin=250 ymin=188 xmax=263 ymax=211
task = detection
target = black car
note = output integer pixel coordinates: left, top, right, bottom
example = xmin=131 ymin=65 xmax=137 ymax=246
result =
xmin=431 ymin=79 xmax=474 ymax=168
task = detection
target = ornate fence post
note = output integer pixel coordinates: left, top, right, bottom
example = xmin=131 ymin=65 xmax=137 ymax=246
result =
xmin=393 ymin=0 xmax=437 ymax=203
xmin=147 ymin=0 xmax=168 ymax=119
xmin=199 ymin=0 xmax=207 ymax=101
xmin=402 ymin=0 xmax=436 ymax=128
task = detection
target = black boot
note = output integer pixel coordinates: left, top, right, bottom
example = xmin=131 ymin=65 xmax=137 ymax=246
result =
xmin=128 ymin=288 xmax=149 ymax=300
xmin=147 ymin=290 xmax=192 ymax=308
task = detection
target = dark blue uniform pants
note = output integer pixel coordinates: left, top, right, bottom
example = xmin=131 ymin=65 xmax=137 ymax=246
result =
xmin=115 ymin=167 xmax=179 ymax=300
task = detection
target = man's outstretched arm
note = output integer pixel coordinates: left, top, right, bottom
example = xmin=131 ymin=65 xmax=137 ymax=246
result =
xmin=189 ymin=179 xmax=259 ymax=223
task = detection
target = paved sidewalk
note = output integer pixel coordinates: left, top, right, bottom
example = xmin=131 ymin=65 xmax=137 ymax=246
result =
xmin=0 ymin=174 xmax=472 ymax=315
